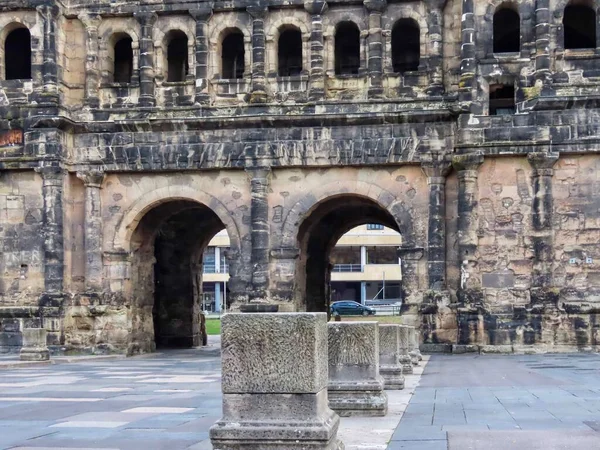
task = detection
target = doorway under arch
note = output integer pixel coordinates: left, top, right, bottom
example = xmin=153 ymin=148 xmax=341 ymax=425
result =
xmin=295 ymin=195 xmax=401 ymax=313
xmin=128 ymin=199 xmax=228 ymax=352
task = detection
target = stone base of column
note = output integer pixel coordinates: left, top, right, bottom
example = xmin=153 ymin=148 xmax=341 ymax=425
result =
xmin=20 ymin=328 xmax=50 ymax=361
xmin=400 ymin=355 xmax=414 ymax=374
xmin=212 ymin=390 xmax=343 ymax=449
xmin=380 ymin=365 xmax=405 ymax=390
xmin=328 ymin=380 xmax=388 ymax=417
xmin=409 ymin=352 xmax=420 ymax=366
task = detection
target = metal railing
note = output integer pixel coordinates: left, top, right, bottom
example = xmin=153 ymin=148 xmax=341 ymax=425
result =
xmin=203 ymin=263 xmax=229 ymax=274
xmin=332 ymin=264 xmax=363 ymax=272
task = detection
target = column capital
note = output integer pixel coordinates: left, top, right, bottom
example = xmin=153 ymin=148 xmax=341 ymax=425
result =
xmin=397 ymin=246 xmax=424 ymax=260
xmin=304 ymin=0 xmax=328 ymax=15
xmin=424 ymin=0 xmax=447 ymax=10
xmin=527 ymin=152 xmax=559 ymax=173
xmin=77 ymin=170 xmax=105 ymax=188
xmin=452 ymin=153 xmax=484 ymax=172
xmin=134 ymin=11 xmax=158 ymax=26
xmin=246 ymin=167 xmax=272 ymax=180
xmin=363 ymin=0 xmax=387 ymax=13
xmin=421 ymin=155 xmax=452 ymax=179
xmin=78 ymin=13 xmax=102 ymax=30
xmin=247 ymin=5 xmax=268 ymax=19
xmin=190 ymin=5 xmax=213 ymax=22
xmin=35 ymin=166 xmax=63 ymax=183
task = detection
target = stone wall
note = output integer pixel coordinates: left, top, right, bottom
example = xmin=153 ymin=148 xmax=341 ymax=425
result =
xmin=0 ymin=0 xmax=599 ymax=353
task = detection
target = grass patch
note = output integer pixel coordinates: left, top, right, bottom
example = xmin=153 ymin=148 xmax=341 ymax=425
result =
xmin=205 ymin=318 xmax=221 ymax=335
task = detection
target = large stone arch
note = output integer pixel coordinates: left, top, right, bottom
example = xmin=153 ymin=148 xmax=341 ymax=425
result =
xmin=280 ymin=180 xmax=417 ymax=249
xmin=112 ymin=185 xmax=242 ymax=255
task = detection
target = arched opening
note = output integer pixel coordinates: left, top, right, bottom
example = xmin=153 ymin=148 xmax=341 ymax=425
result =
xmin=129 ymin=200 xmax=229 ymax=352
xmin=489 ymin=83 xmax=515 ymax=115
xmin=296 ymin=196 xmax=401 ymax=313
xmin=493 ymin=7 xmax=520 ymax=53
xmin=5 ymin=27 xmax=31 ymax=80
xmin=564 ymin=3 xmax=596 ymax=49
xmin=335 ymin=21 xmax=360 ymax=75
xmin=222 ymin=29 xmax=245 ymax=79
xmin=391 ymin=19 xmax=420 ymax=73
xmin=113 ymin=35 xmax=133 ymax=83
xmin=278 ymin=27 xmax=303 ymax=76
xmin=166 ymin=30 xmax=189 ymax=82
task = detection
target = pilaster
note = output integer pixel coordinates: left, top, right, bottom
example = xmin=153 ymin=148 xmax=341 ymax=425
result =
xmin=426 ymin=0 xmax=446 ymax=95
xmin=134 ymin=12 xmax=158 ymax=107
xmin=190 ymin=6 xmax=213 ymax=104
xmin=247 ymin=5 xmax=269 ymax=103
xmin=459 ymin=0 xmax=477 ymax=110
xmin=248 ymin=168 xmax=271 ymax=299
xmin=76 ymin=170 xmax=105 ymax=292
xmin=534 ymin=0 xmax=551 ymax=84
xmin=364 ymin=0 xmax=386 ymax=98
xmin=37 ymin=5 xmax=59 ymax=100
xmin=304 ymin=1 xmax=328 ymax=101
xmin=79 ymin=13 xmax=102 ymax=108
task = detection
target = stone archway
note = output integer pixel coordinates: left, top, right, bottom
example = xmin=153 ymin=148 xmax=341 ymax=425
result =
xmin=289 ymin=193 xmax=414 ymax=313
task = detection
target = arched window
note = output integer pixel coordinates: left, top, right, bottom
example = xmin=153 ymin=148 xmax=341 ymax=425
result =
xmin=167 ymin=30 xmax=189 ymax=82
xmin=113 ymin=35 xmax=133 ymax=83
xmin=493 ymin=7 xmax=520 ymax=53
xmin=278 ymin=28 xmax=302 ymax=76
xmin=5 ymin=27 xmax=31 ymax=80
xmin=222 ymin=30 xmax=245 ymax=79
xmin=335 ymin=21 xmax=360 ymax=75
xmin=564 ymin=3 xmax=596 ymax=49
xmin=391 ymin=19 xmax=420 ymax=73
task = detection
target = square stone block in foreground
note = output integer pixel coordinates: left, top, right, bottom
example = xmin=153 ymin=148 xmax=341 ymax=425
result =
xmin=210 ymin=313 xmax=344 ymax=449
xmin=398 ymin=325 xmax=414 ymax=373
xmin=378 ymin=324 xmax=405 ymax=390
xmin=328 ymin=321 xmax=388 ymax=416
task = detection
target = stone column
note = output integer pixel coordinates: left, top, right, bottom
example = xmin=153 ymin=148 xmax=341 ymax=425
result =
xmin=422 ymin=159 xmax=451 ymax=290
xmin=79 ymin=13 xmax=102 ymax=108
xmin=190 ymin=6 xmax=213 ymax=104
xmin=426 ymin=0 xmax=445 ymax=95
xmin=397 ymin=246 xmax=424 ymax=304
xmin=378 ymin=324 xmax=404 ymax=390
xmin=459 ymin=0 xmax=476 ymax=107
xmin=37 ymin=167 xmax=64 ymax=293
xmin=407 ymin=326 xmax=422 ymax=364
xmin=528 ymin=152 xmax=558 ymax=290
xmin=20 ymin=328 xmax=50 ymax=361
xmin=328 ymin=322 xmax=388 ymax=416
xmin=247 ymin=5 xmax=268 ymax=103
xmin=248 ymin=168 xmax=270 ymax=300
xmin=397 ymin=325 xmax=413 ymax=374
xmin=210 ymin=313 xmax=343 ymax=449
xmin=134 ymin=12 xmax=157 ymax=107
xmin=364 ymin=0 xmax=386 ymax=98
xmin=304 ymin=1 xmax=328 ymax=101
xmin=534 ymin=0 xmax=551 ymax=84
xmin=77 ymin=170 xmax=105 ymax=292
xmin=38 ymin=5 xmax=59 ymax=99
xmin=452 ymin=154 xmax=484 ymax=295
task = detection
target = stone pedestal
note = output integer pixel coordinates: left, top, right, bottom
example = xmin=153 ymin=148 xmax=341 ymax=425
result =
xmin=328 ymin=322 xmax=388 ymax=416
xmin=378 ymin=324 xmax=405 ymax=390
xmin=398 ymin=325 xmax=414 ymax=374
xmin=210 ymin=313 xmax=343 ymax=450
xmin=408 ymin=326 xmax=422 ymax=365
xmin=20 ymin=328 xmax=50 ymax=361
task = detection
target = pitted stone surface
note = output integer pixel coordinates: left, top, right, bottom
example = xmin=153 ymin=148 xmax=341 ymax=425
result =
xmin=398 ymin=326 xmax=414 ymax=374
xmin=379 ymin=324 xmax=405 ymax=390
xmin=220 ymin=312 xmax=328 ymax=393
xmin=328 ymin=322 xmax=388 ymax=416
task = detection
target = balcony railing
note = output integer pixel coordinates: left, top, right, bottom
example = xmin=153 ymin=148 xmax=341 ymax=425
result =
xmin=332 ymin=264 xmax=363 ymax=272
xmin=203 ymin=263 xmax=229 ymax=274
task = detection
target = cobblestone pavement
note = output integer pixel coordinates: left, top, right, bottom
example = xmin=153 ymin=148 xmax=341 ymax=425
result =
xmin=0 ymin=350 xmax=221 ymax=449
xmin=388 ymin=353 xmax=600 ymax=450
xmin=2 ymin=351 xmax=600 ymax=449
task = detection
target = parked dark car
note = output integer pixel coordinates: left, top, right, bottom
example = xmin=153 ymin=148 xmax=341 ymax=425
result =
xmin=331 ymin=301 xmax=375 ymax=316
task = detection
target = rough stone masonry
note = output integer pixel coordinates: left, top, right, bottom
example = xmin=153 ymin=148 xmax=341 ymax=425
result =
xmin=0 ymin=0 xmax=598 ymax=355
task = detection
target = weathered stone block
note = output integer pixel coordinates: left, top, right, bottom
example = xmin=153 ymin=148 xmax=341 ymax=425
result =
xmin=328 ymin=322 xmax=387 ymax=417
xmin=407 ymin=326 xmax=422 ymax=365
xmin=398 ymin=325 xmax=414 ymax=374
xmin=378 ymin=324 xmax=404 ymax=390
xmin=210 ymin=313 xmax=343 ymax=449
xmin=20 ymin=328 xmax=49 ymax=361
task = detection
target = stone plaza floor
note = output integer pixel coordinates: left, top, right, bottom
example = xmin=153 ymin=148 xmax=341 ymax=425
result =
xmin=0 ymin=348 xmax=600 ymax=449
